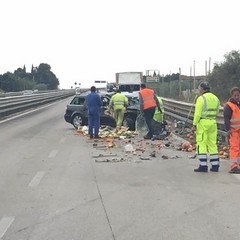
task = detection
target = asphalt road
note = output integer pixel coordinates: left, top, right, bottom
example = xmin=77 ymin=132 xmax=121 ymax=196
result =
xmin=0 ymin=98 xmax=240 ymax=240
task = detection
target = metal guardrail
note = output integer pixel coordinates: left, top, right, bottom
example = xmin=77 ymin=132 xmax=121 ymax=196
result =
xmin=161 ymin=97 xmax=227 ymax=141
xmin=0 ymin=90 xmax=75 ymax=119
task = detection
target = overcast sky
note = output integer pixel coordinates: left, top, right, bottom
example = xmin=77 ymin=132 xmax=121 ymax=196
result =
xmin=0 ymin=0 xmax=239 ymax=89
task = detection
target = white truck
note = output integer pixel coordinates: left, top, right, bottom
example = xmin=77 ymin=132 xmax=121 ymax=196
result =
xmin=94 ymin=80 xmax=107 ymax=91
xmin=115 ymin=72 xmax=143 ymax=94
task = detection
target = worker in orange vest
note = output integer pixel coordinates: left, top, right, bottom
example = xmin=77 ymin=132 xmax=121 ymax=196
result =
xmin=139 ymin=83 xmax=161 ymax=139
xmin=224 ymin=87 xmax=240 ymax=174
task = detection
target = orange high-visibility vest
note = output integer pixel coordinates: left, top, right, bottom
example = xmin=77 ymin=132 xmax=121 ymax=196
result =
xmin=226 ymin=101 xmax=240 ymax=129
xmin=139 ymin=88 xmax=157 ymax=110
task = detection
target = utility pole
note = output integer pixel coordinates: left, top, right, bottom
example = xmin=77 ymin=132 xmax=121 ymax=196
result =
xmin=189 ymin=66 xmax=192 ymax=101
xmin=179 ymin=68 xmax=182 ymax=97
xmin=208 ymin=57 xmax=211 ymax=75
xmin=161 ymin=74 xmax=164 ymax=97
xmin=205 ymin=60 xmax=208 ymax=76
xmin=169 ymin=71 xmax=172 ymax=97
xmin=193 ymin=60 xmax=196 ymax=90
xmin=157 ymin=70 xmax=161 ymax=96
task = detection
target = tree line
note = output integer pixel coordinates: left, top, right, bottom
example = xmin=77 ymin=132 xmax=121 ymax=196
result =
xmin=208 ymin=50 xmax=240 ymax=102
xmin=0 ymin=63 xmax=59 ymax=92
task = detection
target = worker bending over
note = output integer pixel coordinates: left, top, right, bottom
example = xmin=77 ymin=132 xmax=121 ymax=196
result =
xmin=152 ymin=96 xmax=168 ymax=140
xmin=109 ymin=89 xmax=128 ymax=129
xmin=139 ymin=83 xmax=161 ymax=139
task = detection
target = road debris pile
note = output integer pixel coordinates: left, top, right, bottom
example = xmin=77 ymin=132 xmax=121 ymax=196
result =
xmin=75 ymin=124 xmax=230 ymax=162
xmin=177 ymin=141 xmax=196 ymax=152
xmin=75 ymin=125 xmax=199 ymax=163
xmin=172 ymin=129 xmax=230 ymax=160
xmin=218 ymin=145 xmax=229 ymax=159
xmin=77 ymin=125 xmax=138 ymax=139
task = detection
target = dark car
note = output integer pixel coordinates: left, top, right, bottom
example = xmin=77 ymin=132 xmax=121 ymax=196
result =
xmin=64 ymin=91 xmax=140 ymax=130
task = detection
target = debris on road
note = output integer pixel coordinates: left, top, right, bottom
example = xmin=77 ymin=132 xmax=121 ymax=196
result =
xmin=74 ymin=124 xmax=225 ymax=164
xmin=92 ymin=153 xmax=117 ymax=158
xmin=162 ymin=155 xmax=169 ymax=160
xmin=124 ymin=144 xmax=134 ymax=152
xmin=169 ymin=155 xmax=181 ymax=159
xmin=150 ymin=150 xmax=156 ymax=157
xmin=140 ymin=157 xmax=151 ymax=160
xmin=188 ymin=154 xmax=197 ymax=159
xmin=95 ymin=157 xmax=125 ymax=163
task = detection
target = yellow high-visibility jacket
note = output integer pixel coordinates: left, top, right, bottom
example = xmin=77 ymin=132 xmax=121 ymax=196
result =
xmin=193 ymin=92 xmax=220 ymax=126
xmin=109 ymin=93 xmax=128 ymax=110
xmin=153 ymin=96 xmax=164 ymax=123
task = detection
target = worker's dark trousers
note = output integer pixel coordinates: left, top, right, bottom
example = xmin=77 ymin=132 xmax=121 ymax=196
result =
xmin=88 ymin=111 xmax=100 ymax=137
xmin=143 ymin=107 xmax=155 ymax=137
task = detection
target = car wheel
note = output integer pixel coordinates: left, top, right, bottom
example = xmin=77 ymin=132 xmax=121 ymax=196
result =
xmin=72 ymin=114 xmax=84 ymax=129
xmin=122 ymin=117 xmax=135 ymax=131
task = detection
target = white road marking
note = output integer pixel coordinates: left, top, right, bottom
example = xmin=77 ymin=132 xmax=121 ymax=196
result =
xmin=48 ymin=149 xmax=58 ymax=158
xmin=0 ymin=217 xmax=15 ymax=238
xmin=28 ymin=171 xmax=45 ymax=187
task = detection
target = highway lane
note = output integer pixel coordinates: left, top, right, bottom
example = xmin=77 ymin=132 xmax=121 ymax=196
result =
xmin=0 ymin=98 xmax=113 ymax=240
xmin=0 ymin=98 xmax=240 ymax=240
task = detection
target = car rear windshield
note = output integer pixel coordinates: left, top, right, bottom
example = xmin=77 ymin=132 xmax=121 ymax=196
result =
xmin=70 ymin=97 xmax=85 ymax=105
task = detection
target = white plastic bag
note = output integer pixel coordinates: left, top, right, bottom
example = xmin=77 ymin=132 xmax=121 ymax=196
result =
xmin=124 ymin=144 xmax=134 ymax=152
xmin=135 ymin=113 xmax=148 ymax=135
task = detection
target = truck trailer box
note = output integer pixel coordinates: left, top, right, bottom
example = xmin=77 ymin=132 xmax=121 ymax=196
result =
xmin=116 ymin=72 xmax=143 ymax=93
xmin=116 ymin=72 xmax=143 ymax=85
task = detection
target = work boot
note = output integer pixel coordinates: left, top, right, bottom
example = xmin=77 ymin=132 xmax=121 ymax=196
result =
xmin=210 ymin=165 xmax=219 ymax=172
xmin=151 ymin=135 xmax=157 ymax=141
xmin=143 ymin=134 xmax=152 ymax=140
xmin=229 ymin=166 xmax=240 ymax=174
xmin=194 ymin=166 xmax=208 ymax=172
xmin=229 ymin=163 xmax=240 ymax=174
xmin=89 ymin=135 xmax=93 ymax=139
xmin=210 ymin=168 xmax=219 ymax=172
